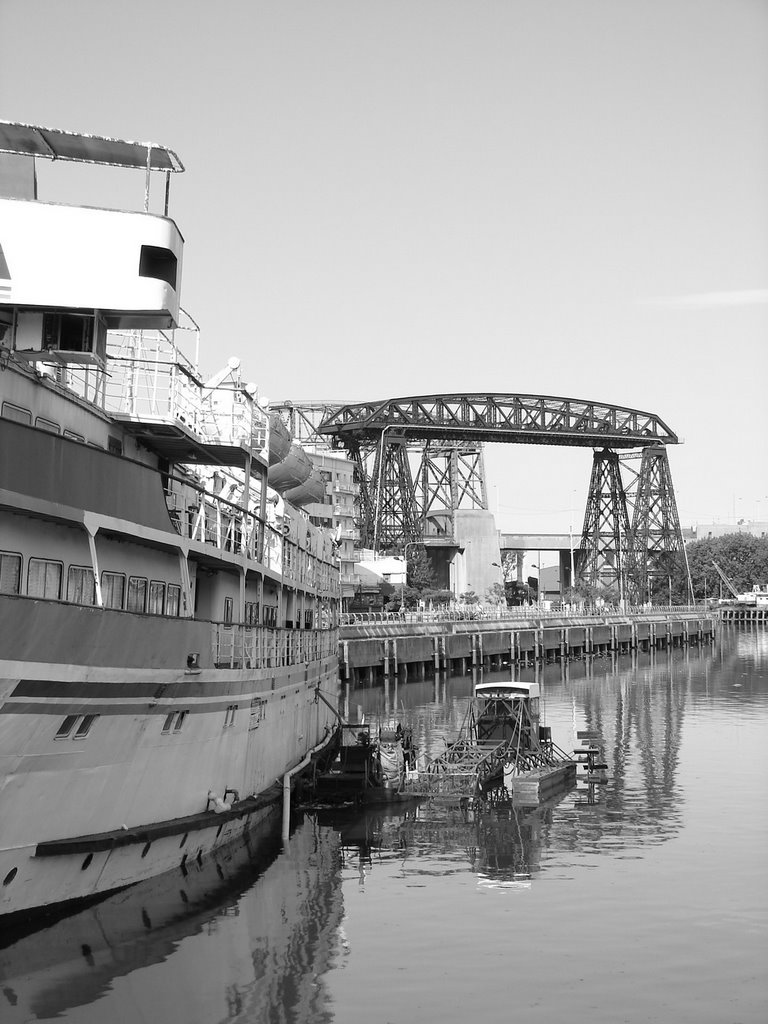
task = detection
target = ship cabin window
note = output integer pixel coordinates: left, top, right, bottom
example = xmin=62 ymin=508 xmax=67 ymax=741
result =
xmin=161 ymin=713 xmax=175 ymax=733
xmin=263 ymin=605 xmax=277 ymax=629
xmin=55 ymin=715 xmax=79 ymax=738
xmin=73 ymin=714 xmax=98 ymax=738
xmin=43 ymin=312 xmax=93 ymax=353
xmin=67 ymin=566 xmax=96 ymax=605
xmin=0 ymin=552 xmax=22 ymax=594
xmin=223 ymin=596 xmax=234 ymax=625
xmin=27 ymin=558 xmax=63 ymax=600
xmin=101 ymin=572 xmax=125 ymax=610
xmin=139 ymin=245 xmax=178 ymax=290
xmin=127 ymin=576 xmax=148 ymax=613
xmin=166 ymin=584 xmax=181 ymax=617
xmin=107 ymin=436 xmax=123 ymax=456
xmin=35 ymin=416 xmax=60 ymax=434
xmin=174 ymin=710 xmax=188 ymax=732
xmin=224 ymin=705 xmax=238 ymax=728
xmin=245 ymin=600 xmax=259 ymax=626
xmin=148 ymin=580 xmax=165 ymax=614
xmin=64 ymin=429 xmax=85 ymax=443
xmin=304 ymin=609 xmax=314 ymax=629
xmin=1 ymin=402 xmax=32 ymax=425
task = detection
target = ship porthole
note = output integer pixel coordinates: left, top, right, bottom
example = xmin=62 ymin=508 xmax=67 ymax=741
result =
xmin=81 ymin=854 xmax=93 ymax=871
xmin=2 ymin=867 xmax=17 ymax=886
xmin=141 ymin=842 xmax=152 ymax=859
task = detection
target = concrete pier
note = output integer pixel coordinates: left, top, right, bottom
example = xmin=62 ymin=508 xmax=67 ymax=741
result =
xmin=338 ymin=611 xmax=717 ymax=683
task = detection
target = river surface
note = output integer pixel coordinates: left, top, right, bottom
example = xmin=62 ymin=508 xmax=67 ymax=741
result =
xmin=1 ymin=626 xmax=766 ymax=1023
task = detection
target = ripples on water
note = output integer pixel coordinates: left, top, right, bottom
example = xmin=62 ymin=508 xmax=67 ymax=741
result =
xmin=1 ymin=626 xmax=766 ymax=1023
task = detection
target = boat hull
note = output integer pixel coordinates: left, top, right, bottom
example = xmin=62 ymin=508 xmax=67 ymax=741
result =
xmin=0 ymin=597 xmax=339 ymax=919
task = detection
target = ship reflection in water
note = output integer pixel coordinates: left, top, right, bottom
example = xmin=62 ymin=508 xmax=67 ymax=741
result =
xmin=0 ymin=811 xmax=343 ymax=1024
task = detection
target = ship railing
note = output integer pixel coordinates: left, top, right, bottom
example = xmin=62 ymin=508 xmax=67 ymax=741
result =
xmin=105 ymin=330 xmax=203 ymax=428
xmin=165 ymin=474 xmax=264 ymax=559
xmin=164 ymin=475 xmax=290 ymax=575
xmin=104 ymin=330 xmax=267 ymax=454
xmin=31 ymin=360 xmax=109 ymax=407
xmin=212 ymin=624 xmax=338 ymax=669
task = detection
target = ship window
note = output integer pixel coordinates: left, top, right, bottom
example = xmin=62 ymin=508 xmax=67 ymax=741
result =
xmin=127 ymin=576 xmax=148 ymax=613
xmin=148 ymin=580 xmax=165 ymax=614
xmin=174 ymin=710 xmax=188 ymax=732
xmin=139 ymin=245 xmax=178 ymax=289
xmin=1 ymin=402 xmax=32 ymax=424
xmin=223 ymin=596 xmax=234 ymax=624
xmin=161 ymin=713 xmax=175 ymax=733
xmin=0 ymin=552 xmax=22 ymax=595
xmin=107 ymin=436 xmax=123 ymax=455
xmin=28 ymin=558 xmax=63 ymax=600
xmin=43 ymin=312 xmax=93 ymax=353
xmin=166 ymin=584 xmax=181 ymax=616
xmin=35 ymin=416 xmax=60 ymax=434
xmin=245 ymin=600 xmax=259 ymax=626
xmin=67 ymin=566 xmax=96 ymax=605
xmin=64 ymin=429 xmax=85 ymax=443
xmin=224 ymin=705 xmax=238 ymax=727
xmin=101 ymin=572 xmax=125 ymax=609
xmin=55 ymin=715 xmax=79 ymax=738
xmin=74 ymin=714 xmax=98 ymax=738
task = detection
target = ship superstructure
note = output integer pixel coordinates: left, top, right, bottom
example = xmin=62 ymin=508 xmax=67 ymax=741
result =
xmin=0 ymin=121 xmax=340 ymax=919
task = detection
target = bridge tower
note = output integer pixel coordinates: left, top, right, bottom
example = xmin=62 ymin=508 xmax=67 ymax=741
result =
xmin=368 ymin=434 xmax=421 ymax=550
xmin=418 ymin=441 xmax=488 ymax=542
xmin=579 ymin=449 xmax=637 ymax=600
xmin=629 ymin=445 xmax=687 ymax=602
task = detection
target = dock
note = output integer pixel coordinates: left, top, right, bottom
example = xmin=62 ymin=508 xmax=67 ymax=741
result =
xmin=339 ymin=609 xmax=717 ymax=684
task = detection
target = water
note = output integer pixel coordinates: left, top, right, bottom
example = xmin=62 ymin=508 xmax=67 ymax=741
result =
xmin=1 ymin=627 xmax=766 ymax=1023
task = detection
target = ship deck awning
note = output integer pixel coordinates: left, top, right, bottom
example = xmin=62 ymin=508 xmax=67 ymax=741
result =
xmin=0 ymin=120 xmax=183 ymax=172
xmin=115 ymin=417 xmax=259 ymax=468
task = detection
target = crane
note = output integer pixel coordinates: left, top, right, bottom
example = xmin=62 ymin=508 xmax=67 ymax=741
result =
xmin=711 ymin=560 xmax=738 ymax=600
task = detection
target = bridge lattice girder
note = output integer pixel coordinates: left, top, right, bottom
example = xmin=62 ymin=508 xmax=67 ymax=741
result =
xmin=276 ymin=398 xmax=686 ymax=596
xmin=319 ymin=393 xmax=678 ymax=449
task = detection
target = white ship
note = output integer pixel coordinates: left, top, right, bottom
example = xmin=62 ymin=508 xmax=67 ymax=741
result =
xmin=0 ymin=121 xmax=340 ymax=921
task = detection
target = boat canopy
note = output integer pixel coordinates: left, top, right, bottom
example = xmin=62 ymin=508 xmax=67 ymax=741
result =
xmin=0 ymin=120 xmax=183 ymax=173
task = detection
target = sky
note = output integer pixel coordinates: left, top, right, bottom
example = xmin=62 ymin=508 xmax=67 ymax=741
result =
xmin=2 ymin=0 xmax=766 ymax=535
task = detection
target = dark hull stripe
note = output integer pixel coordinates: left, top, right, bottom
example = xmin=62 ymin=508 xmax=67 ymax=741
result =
xmin=5 ymin=659 xmax=336 ymax=704
xmin=35 ymin=786 xmax=283 ymax=856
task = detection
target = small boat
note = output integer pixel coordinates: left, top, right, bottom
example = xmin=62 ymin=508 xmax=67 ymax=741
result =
xmin=309 ymin=722 xmax=420 ymax=805
xmin=399 ymin=678 xmax=576 ymax=804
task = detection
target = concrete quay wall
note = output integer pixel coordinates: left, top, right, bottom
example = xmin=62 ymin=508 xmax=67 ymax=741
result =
xmin=339 ymin=612 xmax=717 ymax=683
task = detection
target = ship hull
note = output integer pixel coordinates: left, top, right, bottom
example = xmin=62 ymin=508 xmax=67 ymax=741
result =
xmin=0 ymin=596 xmax=339 ymax=919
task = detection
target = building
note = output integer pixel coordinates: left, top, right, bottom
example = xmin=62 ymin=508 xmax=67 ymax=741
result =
xmin=302 ymin=451 xmax=360 ymax=604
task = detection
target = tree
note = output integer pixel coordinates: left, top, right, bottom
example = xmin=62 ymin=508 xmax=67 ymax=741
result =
xmin=666 ymin=533 xmax=768 ymax=603
xmin=406 ymin=545 xmax=436 ymax=592
xmin=485 ymin=582 xmax=506 ymax=605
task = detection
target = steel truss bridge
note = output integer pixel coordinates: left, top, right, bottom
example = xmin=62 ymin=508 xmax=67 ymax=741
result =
xmin=273 ymin=394 xmax=686 ymax=601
